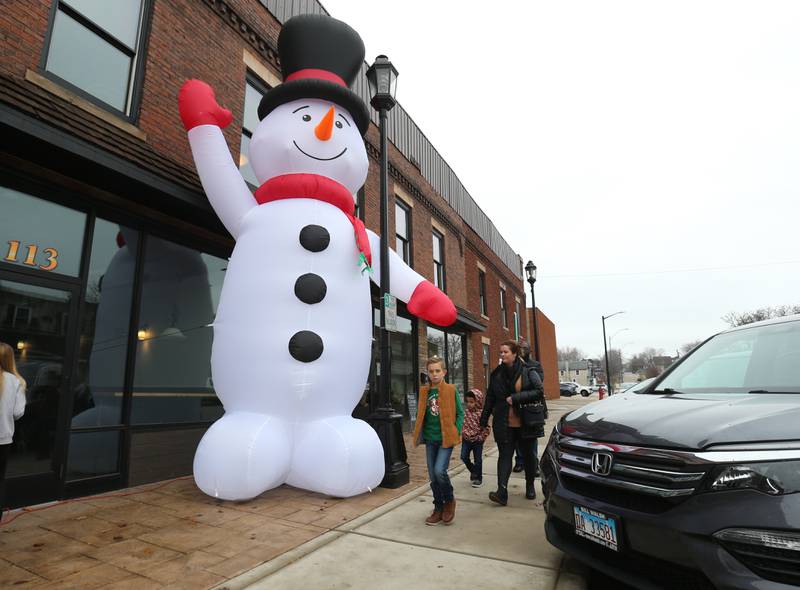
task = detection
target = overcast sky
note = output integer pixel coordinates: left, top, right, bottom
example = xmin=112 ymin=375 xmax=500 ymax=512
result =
xmin=323 ymin=0 xmax=800 ymax=359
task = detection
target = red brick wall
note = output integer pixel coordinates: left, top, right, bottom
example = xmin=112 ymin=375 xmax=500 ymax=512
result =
xmin=526 ymin=308 xmax=559 ymax=400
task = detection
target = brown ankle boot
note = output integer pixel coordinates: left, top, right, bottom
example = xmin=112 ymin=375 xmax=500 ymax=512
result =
xmin=425 ymin=509 xmax=443 ymax=526
xmin=442 ymin=499 xmax=456 ymax=524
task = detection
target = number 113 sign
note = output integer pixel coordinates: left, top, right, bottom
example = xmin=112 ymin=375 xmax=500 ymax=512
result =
xmin=5 ymin=240 xmax=59 ymax=272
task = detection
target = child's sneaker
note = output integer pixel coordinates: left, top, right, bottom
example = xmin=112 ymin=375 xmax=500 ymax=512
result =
xmin=425 ymin=510 xmax=443 ymax=526
xmin=471 ymin=478 xmax=483 ymax=488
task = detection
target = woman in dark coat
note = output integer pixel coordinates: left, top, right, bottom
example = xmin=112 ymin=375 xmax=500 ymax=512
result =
xmin=480 ymin=340 xmax=545 ymax=504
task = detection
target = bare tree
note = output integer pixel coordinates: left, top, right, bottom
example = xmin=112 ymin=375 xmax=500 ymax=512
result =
xmin=558 ymin=346 xmax=585 ymax=362
xmin=626 ymin=347 xmax=665 ymax=373
xmin=607 ymin=349 xmax=623 ymax=384
xmin=680 ymin=339 xmax=704 ymax=355
xmin=722 ymin=305 xmax=800 ymax=327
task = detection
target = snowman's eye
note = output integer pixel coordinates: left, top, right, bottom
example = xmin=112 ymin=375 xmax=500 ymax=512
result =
xmin=302 ymin=114 xmax=311 ymax=122
xmin=335 ymin=120 xmax=343 ymax=129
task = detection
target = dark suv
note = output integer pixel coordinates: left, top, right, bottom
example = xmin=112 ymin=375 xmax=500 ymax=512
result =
xmin=542 ymin=315 xmax=800 ymax=589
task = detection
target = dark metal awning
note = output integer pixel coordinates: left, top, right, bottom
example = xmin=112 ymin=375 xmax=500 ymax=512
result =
xmin=452 ymin=307 xmax=486 ymax=332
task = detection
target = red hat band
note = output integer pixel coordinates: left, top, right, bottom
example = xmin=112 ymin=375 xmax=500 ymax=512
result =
xmin=285 ymin=68 xmax=347 ymax=88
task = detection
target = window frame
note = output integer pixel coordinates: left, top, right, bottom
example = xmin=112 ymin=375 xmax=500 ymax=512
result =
xmin=240 ymin=72 xmax=272 ymax=187
xmin=478 ymin=270 xmax=487 ymax=316
xmin=499 ymin=286 xmax=508 ymax=329
xmin=395 ymin=197 xmax=412 ymax=265
xmin=432 ymin=228 xmax=445 ymax=291
xmin=40 ymin=0 xmax=154 ymax=122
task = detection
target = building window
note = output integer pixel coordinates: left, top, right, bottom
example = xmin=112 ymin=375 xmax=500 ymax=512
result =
xmin=355 ymin=187 xmax=365 ymax=221
xmin=432 ymin=229 xmax=445 ymax=290
xmin=395 ymin=199 xmax=411 ymax=264
xmin=499 ymin=286 xmax=508 ymax=329
xmin=43 ymin=0 xmax=150 ymax=116
xmin=514 ymin=300 xmax=521 ymax=339
xmin=240 ymin=74 xmax=270 ymax=186
xmin=478 ymin=270 xmax=487 ymax=316
xmin=1 ymin=185 xmax=87 ymax=277
xmin=427 ymin=327 xmax=467 ymax=396
xmin=131 ymin=235 xmax=227 ymax=425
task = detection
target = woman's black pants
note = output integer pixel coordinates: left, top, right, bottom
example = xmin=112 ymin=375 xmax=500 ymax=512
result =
xmin=496 ymin=427 xmax=537 ymax=493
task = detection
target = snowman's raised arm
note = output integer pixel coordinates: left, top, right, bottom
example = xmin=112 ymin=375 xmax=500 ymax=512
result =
xmin=180 ymin=80 xmax=256 ymax=239
xmin=366 ymin=230 xmax=457 ymax=327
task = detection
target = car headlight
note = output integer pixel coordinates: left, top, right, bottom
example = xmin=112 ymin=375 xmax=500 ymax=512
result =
xmin=708 ymin=461 xmax=800 ymax=495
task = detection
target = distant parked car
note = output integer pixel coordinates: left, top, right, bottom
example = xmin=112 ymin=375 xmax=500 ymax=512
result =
xmin=562 ymin=381 xmax=593 ymax=397
xmin=559 ymin=382 xmax=579 ymax=397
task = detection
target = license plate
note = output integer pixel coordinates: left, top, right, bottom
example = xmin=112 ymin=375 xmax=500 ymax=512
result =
xmin=573 ymin=505 xmax=620 ymax=551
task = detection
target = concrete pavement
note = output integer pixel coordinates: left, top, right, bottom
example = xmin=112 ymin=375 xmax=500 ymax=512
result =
xmin=216 ymin=397 xmax=592 ymax=590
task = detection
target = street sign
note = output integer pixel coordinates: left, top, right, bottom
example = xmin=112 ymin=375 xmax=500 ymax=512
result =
xmin=385 ymin=293 xmax=398 ymax=332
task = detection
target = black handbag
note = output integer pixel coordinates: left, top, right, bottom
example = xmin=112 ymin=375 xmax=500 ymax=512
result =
xmin=519 ymin=400 xmax=545 ymax=428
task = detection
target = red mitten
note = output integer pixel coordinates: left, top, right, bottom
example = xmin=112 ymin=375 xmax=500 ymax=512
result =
xmin=178 ymin=79 xmax=233 ymax=131
xmin=407 ymin=281 xmax=457 ymax=326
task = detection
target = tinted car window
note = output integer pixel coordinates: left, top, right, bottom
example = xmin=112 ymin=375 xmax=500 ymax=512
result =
xmin=658 ymin=319 xmax=800 ymax=393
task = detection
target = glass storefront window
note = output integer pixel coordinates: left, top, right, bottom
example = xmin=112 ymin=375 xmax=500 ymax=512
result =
xmin=447 ymin=332 xmax=466 ymax=395
xmin=390 ymin=315 xmax=414 ymax=430
xmin=131 ymin=236 xmax=226 ymax=424
xmin=0 ymin=280 xmax=73 ymax=478
xmin=1 ymin=186 xmax=87 ymax=277
xmin=71 ymin=220 xmax=138 ymax=428
xmin=426 ymin=326 xmax=467 ymax=396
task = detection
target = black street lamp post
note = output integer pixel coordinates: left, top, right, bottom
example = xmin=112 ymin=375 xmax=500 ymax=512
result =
xmin=524 ymin=261 xmax=539 ymax=361
xmin=365 ymin=55 xmax=409 ymax=488
xmin=601 ymin=311 xmax=625 ymax=394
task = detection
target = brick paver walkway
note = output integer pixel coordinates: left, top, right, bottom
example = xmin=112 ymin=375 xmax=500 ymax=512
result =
xmin=0 ymin=434 xmax=493 ymax=589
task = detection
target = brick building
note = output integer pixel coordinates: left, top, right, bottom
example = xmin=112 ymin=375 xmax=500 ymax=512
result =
xmin=0 ymin=0 xmax=544 ymax=508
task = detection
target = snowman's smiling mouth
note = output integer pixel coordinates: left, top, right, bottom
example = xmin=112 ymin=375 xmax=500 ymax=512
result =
xmin=293 ymin=141 xmax=347 ymax=161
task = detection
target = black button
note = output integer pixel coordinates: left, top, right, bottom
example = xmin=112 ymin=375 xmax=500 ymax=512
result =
xmin=299 ymin=225 xmax=330 ymax=252
xmin=295 ymin=273 xmax=327 ymax=304
xmin=289 ymin=331 xmax=323 ymax=363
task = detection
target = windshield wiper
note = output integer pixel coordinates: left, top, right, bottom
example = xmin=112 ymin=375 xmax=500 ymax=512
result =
xmin=748 ymin=389 xmax=800 ymax=394
xmin=651 ymin=388 xmax=684 ymax=395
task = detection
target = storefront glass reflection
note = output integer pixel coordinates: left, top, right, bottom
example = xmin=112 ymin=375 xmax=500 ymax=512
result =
xmin=67 ymin=219 xmax=138 ymax=480
xmin=427 ymin=326 xmax=467 ymax=396
xmin=0 ymin=280 xmax=72 ymax=477
xmin=72 ymin=219 xmax=138 ymax=428
xmin=0 ymin=186 xmax=86 ymax=277
xmin=131 ymin=236 xmax=226 ymax=424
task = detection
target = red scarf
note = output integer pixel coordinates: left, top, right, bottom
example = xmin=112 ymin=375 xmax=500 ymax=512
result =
xmin=254 ymin=173 xmax=372 ymax=272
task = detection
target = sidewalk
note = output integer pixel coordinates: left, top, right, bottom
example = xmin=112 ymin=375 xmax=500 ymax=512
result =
xmin=0 ymin=397 xmax=591 ymax=589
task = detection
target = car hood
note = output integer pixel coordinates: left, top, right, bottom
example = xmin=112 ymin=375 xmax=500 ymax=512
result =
xmin=559 ymin=392 xmax=800 ymax=450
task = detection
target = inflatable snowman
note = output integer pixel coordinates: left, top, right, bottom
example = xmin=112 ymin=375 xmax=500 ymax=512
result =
xmin=179 ymin=14 xmax=456 ymax=500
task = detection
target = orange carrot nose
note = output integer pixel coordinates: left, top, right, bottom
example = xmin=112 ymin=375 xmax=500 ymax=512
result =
xmin=315 ymin=106 xmax=335 ymax=141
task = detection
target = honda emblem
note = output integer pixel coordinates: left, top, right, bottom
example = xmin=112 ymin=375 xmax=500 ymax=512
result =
xmin=591 ymin=452 xmax=613 ymax=476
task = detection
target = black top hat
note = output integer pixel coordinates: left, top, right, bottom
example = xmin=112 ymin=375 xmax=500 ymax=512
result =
xmin=257 ymin=14 xmax=370 ymax=135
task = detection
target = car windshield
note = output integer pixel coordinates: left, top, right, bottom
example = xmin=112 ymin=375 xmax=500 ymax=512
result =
xmin=656 ymin=319 xmax=800 ymax=394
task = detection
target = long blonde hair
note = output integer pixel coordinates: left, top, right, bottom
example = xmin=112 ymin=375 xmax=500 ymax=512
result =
xmin=0 ymin=341 xmax=25 ymax=398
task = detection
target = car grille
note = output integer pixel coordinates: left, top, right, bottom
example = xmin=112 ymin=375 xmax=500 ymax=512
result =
xmin=719 ymin=540 xmax=800 ymax=586
xmin=552 ymin=519 xmax=716 ymax=590
xmin=552 ymin=435 xmax=710 ymax=513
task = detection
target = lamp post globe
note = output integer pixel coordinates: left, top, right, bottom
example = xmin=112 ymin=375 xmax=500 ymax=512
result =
xmin=366 ymin=55 xmax=398 ymax=111
xmin=365 ymin=54 xmax=408 ymax=488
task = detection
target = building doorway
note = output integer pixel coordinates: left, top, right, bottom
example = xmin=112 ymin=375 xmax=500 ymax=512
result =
xmin=0 ymin=271 xmax=81 ymax=507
